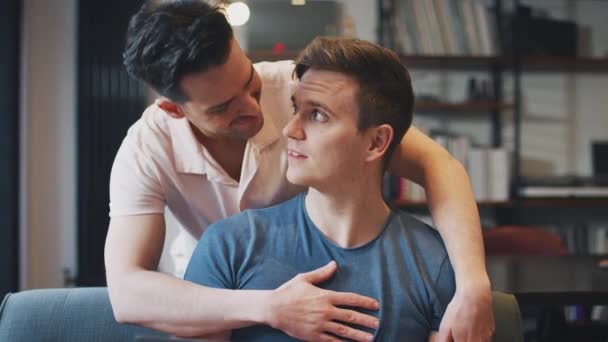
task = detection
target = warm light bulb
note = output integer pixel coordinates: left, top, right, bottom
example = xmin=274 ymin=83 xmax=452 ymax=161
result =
xmin=226 ymin=2 xmax=250 ymax=27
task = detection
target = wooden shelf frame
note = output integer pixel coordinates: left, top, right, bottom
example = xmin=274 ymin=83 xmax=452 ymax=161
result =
xmin=395 ymin=198 xmax=608 ymax=209
xmin=416 ymin=100 xmax=513 ymax=112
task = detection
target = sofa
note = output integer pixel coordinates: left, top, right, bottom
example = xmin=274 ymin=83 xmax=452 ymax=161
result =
xmin=0 ymin=287 xmax=522 ymax=341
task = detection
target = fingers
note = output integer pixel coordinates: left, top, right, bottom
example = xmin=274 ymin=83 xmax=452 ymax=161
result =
xmin=436 ymin=325 xmax=452 ymax=342
xmin=332 ymin=308 xmax=379 ymax=330
xmin=299 ymin=261 xmax=337 ymax=284
xmin=317 ymin=333 xmax=342 ymax=342
xmin=323 ymin=321 xmax=374 ymax=342
xmin=328 ymin=291 xmax=380 ymax=311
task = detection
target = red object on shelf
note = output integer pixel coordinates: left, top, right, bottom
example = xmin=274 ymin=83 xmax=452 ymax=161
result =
xmin=484 ymin=225 xmax=568 ymax=256
xmin=272 ymin=42 xmax=286 ymax=55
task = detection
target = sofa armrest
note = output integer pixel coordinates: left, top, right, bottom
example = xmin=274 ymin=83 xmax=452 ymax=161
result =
xmin=493 ymin=291 xmax=524 ymax=342
xmin=0 ymin=287 xmax=168 ymax=341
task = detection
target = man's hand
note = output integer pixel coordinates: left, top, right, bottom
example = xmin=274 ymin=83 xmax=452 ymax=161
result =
xmin=265 ymin=261 xmax=380 ymax=342
xmin=437 ymin=280 xmax=495 ymax=342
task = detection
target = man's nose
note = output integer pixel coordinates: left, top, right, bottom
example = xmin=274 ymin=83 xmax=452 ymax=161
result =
xmin=282 ymin=114 xmax=305 ymax=140
xmin=239 ymin=94 xmax=262 ymax=117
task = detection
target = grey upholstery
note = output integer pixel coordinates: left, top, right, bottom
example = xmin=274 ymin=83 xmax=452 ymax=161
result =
xmin=0 ymin=287 xmax=522 ymax=341
xmin=0 ymin=287 xmax=167 ymax=341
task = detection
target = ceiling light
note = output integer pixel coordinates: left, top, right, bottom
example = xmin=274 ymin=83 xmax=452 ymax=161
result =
xmin=226 ymin=2 xmax=250 ymax=27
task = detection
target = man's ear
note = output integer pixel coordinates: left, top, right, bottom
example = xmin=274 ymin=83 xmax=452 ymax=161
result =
xmin=366 ymin=124 xmax=393 ymax=162
xmin=157 ymin=99 xmax=185 ymax=119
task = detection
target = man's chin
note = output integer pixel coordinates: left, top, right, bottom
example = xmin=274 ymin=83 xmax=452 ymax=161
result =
xmin=243 ymin=116 xmax=264 ymax=138
xmin=231 ymin=117 xmax=263 ymax=140
xmin=285 ymin=172 xmax=308 ymax=187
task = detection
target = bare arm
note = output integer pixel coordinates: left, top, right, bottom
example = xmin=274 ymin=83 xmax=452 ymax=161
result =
xmin=388 ymin=126 xmax=494 ymax=341
xmin=105 ymin=214 xmax=270 ymax=337
xmin=105 ymin=215 xmax=379 ymax=341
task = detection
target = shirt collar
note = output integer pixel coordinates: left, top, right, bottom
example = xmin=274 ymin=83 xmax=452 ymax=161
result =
xmin=167 ymin=109 xmax=208 ymax=175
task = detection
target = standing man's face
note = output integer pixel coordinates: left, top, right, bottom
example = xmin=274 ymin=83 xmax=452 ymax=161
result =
xmin=166 ymin=39 xmax=264 ymax=142
xmin=283 ymin=69 xmax=370 ymax=190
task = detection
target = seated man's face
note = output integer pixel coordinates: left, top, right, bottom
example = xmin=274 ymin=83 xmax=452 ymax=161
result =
xmin=283 ymin=68 xmax=370 ymax=189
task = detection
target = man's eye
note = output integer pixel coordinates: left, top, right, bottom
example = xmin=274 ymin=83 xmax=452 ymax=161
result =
xmin=311 ymin=110 xmax=328 ymax=122
xmin=208 ymin=105 xmax=229 ymax=114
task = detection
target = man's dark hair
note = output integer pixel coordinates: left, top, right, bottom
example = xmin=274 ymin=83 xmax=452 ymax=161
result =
xmin=123 ymin=0 xmax=233 ymax=102
xmin=295 ymin=37 xmax=414 ymax=166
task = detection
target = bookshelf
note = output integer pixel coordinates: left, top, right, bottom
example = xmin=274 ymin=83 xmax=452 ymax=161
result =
xmin=378 ymin=0 xmax=510 ymax=206
xmin=378 ymin=0 xmax=608 ymax=254
xmin=377 ymin=0 xmax=608 ymax=202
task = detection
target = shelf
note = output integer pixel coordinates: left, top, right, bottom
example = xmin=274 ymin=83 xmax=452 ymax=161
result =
xmin=250 ymin=50 xmax=608 ymax=72
xmin=400 ymin=55 xmax=608 ymax=72
xmin=394 ymin=200 xmax=513 ymax=208
xmin=394 ymin=198 xmax=608 ymax=209
xmin=248 ymin=51 xmax=504 ymax=68
xmin=517 ymin=57 xmax=608 ymax=72
xmin=416 ymin=101 xmax=512 ymax=113
xmin=515 ymin=198 xmax=608 ymax=207
xmin=248 ymin=50 xmax=300 ymax=62
xmin=399 ymin=55 xmax=501 ymax=70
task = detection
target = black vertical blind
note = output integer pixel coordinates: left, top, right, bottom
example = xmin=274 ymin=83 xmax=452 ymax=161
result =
xmin=0 ymin=0 xmax=21 ymax=296
xmin=77 ymin=0 xmax=145 ymax=285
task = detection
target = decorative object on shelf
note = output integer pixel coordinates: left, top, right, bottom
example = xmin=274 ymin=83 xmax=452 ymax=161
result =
xmin=505 ymin=4 xmax=578 ymax=58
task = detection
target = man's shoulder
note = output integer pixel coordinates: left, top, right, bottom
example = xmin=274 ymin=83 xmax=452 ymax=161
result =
xmin=392 ymin=211 xmax=437 ymax=233
xmin=388 ymin=210 xmax=454 ymax=291
xmin=120 ymin=102 xmax=174 ymax=153
xmin=390 ymin=210 xmax=447 ymax=253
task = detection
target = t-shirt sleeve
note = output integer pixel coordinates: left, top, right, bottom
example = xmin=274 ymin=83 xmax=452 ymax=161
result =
xmin=430 ymin=256 xmax=456 ymax=330
xmin=183 ymin=223 xmax=236 ymax=289
xmin=109 ymin=137 xmax=165 ymax=217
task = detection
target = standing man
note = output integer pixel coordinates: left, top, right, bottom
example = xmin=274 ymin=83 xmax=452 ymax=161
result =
xmin=105 ymin=1 xmax=494 ymax=341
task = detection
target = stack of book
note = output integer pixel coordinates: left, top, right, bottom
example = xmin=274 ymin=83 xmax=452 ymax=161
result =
xmin=393 ymin=0 xmax=497 ymax=56
xmin=383 ymin=131 xmax=511 ymax=203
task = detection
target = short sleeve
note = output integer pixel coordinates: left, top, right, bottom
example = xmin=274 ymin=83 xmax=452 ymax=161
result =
xmin=184 ymin=223 xmax=236 ymax=289
xmin=109 ymin=136 xmax=165 ymax=217
xmin=430 ymin=256 xmax=456 ymax=330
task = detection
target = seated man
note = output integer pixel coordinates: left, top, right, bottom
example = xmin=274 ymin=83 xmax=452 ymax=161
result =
xmin=184 ymin=37 xmax=455 ymax=342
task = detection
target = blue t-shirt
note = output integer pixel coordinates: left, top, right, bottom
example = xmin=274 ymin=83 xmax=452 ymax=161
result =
xmin=184 ymin=194 xmax=455 ymax=341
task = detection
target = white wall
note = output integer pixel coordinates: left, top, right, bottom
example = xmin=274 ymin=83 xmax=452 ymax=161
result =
xmin=20 ymin=0 xmax=77 ymax=289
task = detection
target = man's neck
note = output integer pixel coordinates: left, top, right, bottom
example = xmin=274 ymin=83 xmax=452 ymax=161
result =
xmin=204 ymin=138 xmax=246 ymax=182
xmin=304 ymin=177 xmax=391 ymax=248
xmin=191 ymin=123 xmax=247 ymax=182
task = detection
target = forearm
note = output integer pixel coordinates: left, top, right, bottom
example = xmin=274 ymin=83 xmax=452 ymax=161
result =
xmin=423 ymin=157 xmax=488 ymax=287
xmin=107 ymin=269 xmax=271 ymax=337
xmin=388 ymin=127 xmax=489 ymax=286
